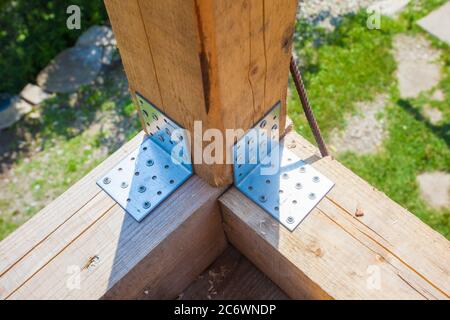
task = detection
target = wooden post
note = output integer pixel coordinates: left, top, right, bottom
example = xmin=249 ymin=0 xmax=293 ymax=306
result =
xmin=104 ymin=0 xmax=298 ymax=187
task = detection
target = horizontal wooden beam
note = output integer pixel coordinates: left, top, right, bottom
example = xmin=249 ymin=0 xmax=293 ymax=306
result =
xmin=0 ymin=131 xmax=227 ymax=299
xmin=220 ymin=131 xmax=450 ymax=300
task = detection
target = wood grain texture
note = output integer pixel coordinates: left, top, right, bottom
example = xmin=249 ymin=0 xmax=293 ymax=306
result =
xmin=104 ymin=0 xmax=297 ymax=186
xmin=220 ymin=131 xmax=450 ymax=300
xmin=180 ymin=246 xmax=288 ymax=300
xmin=0 ymin=131 xmax=228 ymax=300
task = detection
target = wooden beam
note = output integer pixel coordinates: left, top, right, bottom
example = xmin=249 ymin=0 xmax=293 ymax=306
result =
xmin=104 ymin=0 xmax=297 ymax=186
xmin=179 ymin=246 xmax=289 ymax=300
xmin=0 ymin=132 xmax=227 ymax=299
xmin=220 ymin=131 xmax=450 ymax=300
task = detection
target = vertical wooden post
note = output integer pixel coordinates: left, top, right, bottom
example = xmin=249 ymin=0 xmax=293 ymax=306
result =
xmin=104 ymin=0 xmax=298 ymax=187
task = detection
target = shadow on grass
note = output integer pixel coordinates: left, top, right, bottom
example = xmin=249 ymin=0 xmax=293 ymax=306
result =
xmin=397 ymin=99 xmax=450 ymax=147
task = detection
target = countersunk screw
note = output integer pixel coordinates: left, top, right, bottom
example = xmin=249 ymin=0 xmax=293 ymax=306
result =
xmin=121 ymin=182 xmax=128 ymax=189
xmin=146 ymin=159 xmax=154 ymax=167
xmin=138 ymin=186 xmax=146 ymax=193
xmin=299 ymin=167 xmax=306 ymax=173
xmin=313 ymin=176 xmax=320 ymax=183
xmin=308 ymin=193 xmax=316 ymax=200
xmin=103 ymin=177 xmax=111 ymax=185
xmin=282 ymin=173 xmax=289 ymax=179
xmin=295 ymin=183 xmax=302 ymax=190
xmin=259 ymin=195 xmax=267 ymax=203
xmin=143 ymin=201 xmax=151 ymax=209
xmin=287 ymin=216 xmax=295 ymax=224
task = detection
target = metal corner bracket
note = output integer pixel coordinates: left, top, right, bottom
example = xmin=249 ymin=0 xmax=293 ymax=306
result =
xmin=233 ymin=102 xmax=334 ymax=231
xmin=97 ymin=93 xmax=193 ymax=222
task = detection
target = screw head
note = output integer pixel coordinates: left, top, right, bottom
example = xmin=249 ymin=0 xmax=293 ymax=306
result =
xmin=308 ymin=193 xmax=316 ymax=200
xmin=295 ymin=183 xmax=302 ymax=190
xmin=259 ymin=195 xmax=267 ymax=203
xmin=146 ymin=159 xmax=154 ymax=167
xmin=287 ymin=216 xmax=295 ymax=224
xmin=143 ymin=201 xmax=151 ymax=209
xmin=103 ymin=177 xmax=111 ymax=185
xmin=121 ymin=182 xmax=128 ymax=189
xmin=282 ymin=173 xmax=289 ymax=179
xmin=299 ymin=167 xmax=306 ymax=173
xmin=138 ymin=186 xmax=146 ymax=193
xmin=313 ymin=176 xmax=320 ymax=183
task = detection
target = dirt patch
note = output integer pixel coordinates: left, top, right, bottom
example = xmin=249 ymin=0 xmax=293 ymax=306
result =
xmin=393 ymin=34 xmax=442 ymax=98
xmin=422 ymin=105 xmax=443 ymax=124
xmin=431 ymin=89 xmax=445 ymax=101
xmin=417 ymin=171 xmax=450 ymax=210
xmin=330 ymin=94 xmax=388 ymax=154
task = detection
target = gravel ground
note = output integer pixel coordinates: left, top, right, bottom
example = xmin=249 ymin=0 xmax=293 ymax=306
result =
xmin=298 ymin=0 xmax=379 ymax=19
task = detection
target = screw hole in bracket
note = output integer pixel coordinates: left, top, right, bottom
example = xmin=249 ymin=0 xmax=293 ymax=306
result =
xmin=97 ymin=92 xmax=193 ymax=222
xmin=232 ymin=101 xmax=334 ymax=231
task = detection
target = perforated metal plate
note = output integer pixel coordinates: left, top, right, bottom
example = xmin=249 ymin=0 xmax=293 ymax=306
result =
xmin=97 ymin=93 xmax=192 ymax=222
xmin=233 ymin=102 xmax=334 ymax=231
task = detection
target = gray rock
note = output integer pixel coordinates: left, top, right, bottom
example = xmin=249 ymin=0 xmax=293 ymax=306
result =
xmin=76 ymin=25 xmax=116 ymax=47
xmin=418 ymin=2 xmax=450 ymax=46
xmin=393 ymin=34 xmax=442 ymax=99
xmin=101 ymin=45 xmax=117 ymax=66
xmin=417 ymin=172 xmax=450 ymax=210
xmin=37 ymin=45 xmax=104 ymax=93
xmin=20 ymin=83 xmax=50 ymax=105
xmin=0 ymin=95 xmax=32 ymax=130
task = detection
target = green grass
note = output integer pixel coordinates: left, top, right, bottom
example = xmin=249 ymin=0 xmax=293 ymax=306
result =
xmin=289 ymin=2 xmax=450 ymax=239
xmin=0 ymin=80 xmax=140 ymax=240
xmin=289 ymin=13 xmax=399 ymax=141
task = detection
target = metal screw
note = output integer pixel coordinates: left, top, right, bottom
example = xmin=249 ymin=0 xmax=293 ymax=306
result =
xmin=259 ymin=195 xmax=267 ymax=203
xmin=313 ymin=176 xmax=320 ymax=183
xmin=309 ymin=193 xmax=316 ymax=200
xmin=146 ymin=159 xmax=154 ymax=167
xmin=274 ymin=206 xmax=279 ymax=211
xmin=121 ymin=182 xmax=128 ymax=189
xmin=260 ymin=120 xmax=267 ymax=128
xmin=138 ymin=186 xmax=146 ymax=193
xmin=295 ymin=183 xmax=302 ymax=190
xmin=299 ymin=167 xmax=306 ymax=173
xmin=287 ymin=216 xmax=295 ymax=224
xmin=282 ymin=173 xmax=289 ymax=179
xmin=103 ymin=177 xmax=111 ymax=184
xmin=143 ymin=201 xmax=151 ymax=209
